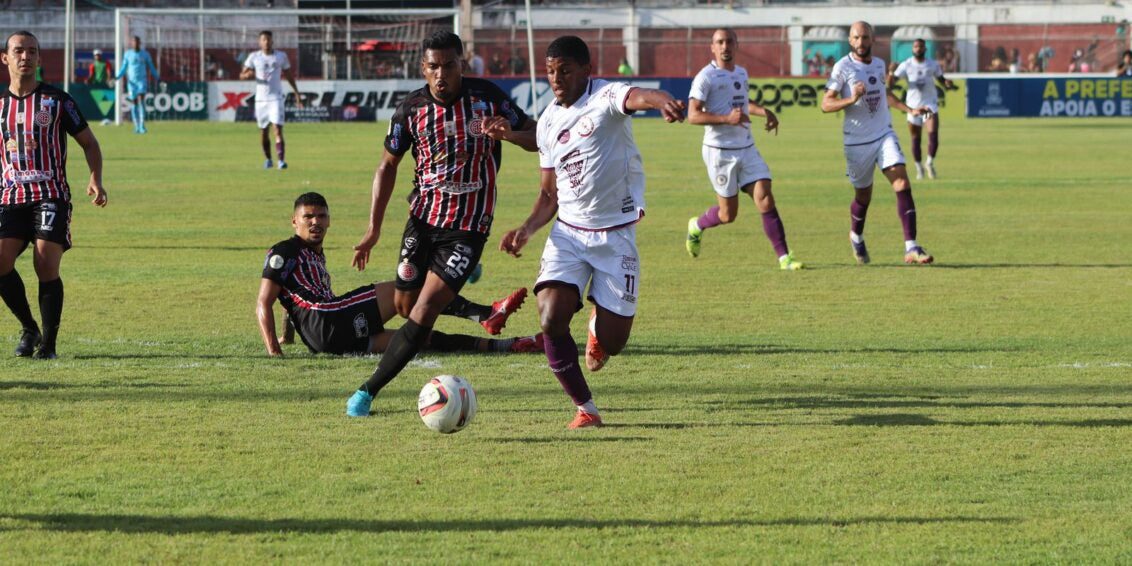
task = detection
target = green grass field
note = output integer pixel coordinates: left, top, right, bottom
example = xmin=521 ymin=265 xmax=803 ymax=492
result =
xmin=2 ymin=105 xmax=1131 ymax=563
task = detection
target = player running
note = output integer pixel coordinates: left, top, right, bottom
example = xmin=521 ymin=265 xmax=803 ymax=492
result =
xmin=258 ymin=192 xmax=536 ymax=357
xmin=346 ymin=31 xmax=536 ymax=417
xmin=0 ymin=31 xmax=108 ymax=359
xmin=821 ymin=21 xmax=934 ymax=266
xmin=499 ymin=35 xmax=686 ymax=429
xmin=240 ymin=30 xmax=301 ymax=170
xmin=685 ymin=28 xmax=803 ymax=270
xmin=114 ymin=36 xmax=158 ymax=134
xmin=888 ymin=38 xmax=954 ymax=180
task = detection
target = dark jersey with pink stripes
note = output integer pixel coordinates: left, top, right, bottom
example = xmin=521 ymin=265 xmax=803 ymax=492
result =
xmin=262 ymin=236 xmax=345 ymax=313
xmin=384 ymin=77 xmax=530 ymax=235
xmin=0 ymin=83 xmax=88 ymax=205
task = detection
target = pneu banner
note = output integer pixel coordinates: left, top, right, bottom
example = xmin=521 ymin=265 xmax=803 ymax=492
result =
xmin=967 ymin=76 xmax=1132 ymax=118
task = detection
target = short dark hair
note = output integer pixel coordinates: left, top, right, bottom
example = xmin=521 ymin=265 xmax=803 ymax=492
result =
xmin=421 ymin=31 xmax=462 ymax=56
xmin=259 ymin=30 xmax=273 ymax=39
xmin=546 ymin=35 xmax=590 ymax=65
xmin=294 ymin=192 xmax=328 ymax=210
xmin=4 ymin=30 xmax=37 ymax=53
xmin=913 ymin=38 xmax=926 ymax=46
xmin=1124 ymin=50 xmax=1132 ymax=59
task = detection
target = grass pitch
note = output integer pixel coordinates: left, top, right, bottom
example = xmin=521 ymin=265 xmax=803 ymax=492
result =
xmin=1 ymin=104 xmax=1131 ymax=563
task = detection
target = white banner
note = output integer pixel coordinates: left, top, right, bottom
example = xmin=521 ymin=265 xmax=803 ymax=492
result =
xmin=209 ymin=79 xmax=422 ymax=121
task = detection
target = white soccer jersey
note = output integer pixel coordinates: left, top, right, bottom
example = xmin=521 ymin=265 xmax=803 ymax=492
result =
xmin=244 ymin=50 xmax=291 ymax=102
xmin=689 ymin=61 xmax=753 ymax=150
xmin=826 ymin=54 xmax=893 ymax=145
xmin=537 ymin=79 xmax=645 ymax=231
xmin=894 ymin=57 xmax=943 ymax=108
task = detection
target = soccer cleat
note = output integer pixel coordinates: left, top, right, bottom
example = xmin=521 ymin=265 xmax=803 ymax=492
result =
xmin=925 ymin=158 xmax=937 ymax=180
xmin=278 ymin=160 xmax=288 ymax=170
xmin=914 ymin=162 xmax=924 ymax=180
xmin=850 ymin=234 xmax=870 ymax=265
xmin=685 ymin=217 xmax=702 ymax=258
xmin=138 ymin=126 xmax=147 ymax=134
xmin=263 ymin=159 xmax=273 ymax=170
xmin=467 ymin=263 xmax=483 ymax=284
xmin=904 ymin=246 xmax=934 ymax=265
xmin=585 ymin=309 xmax=609 ymax=372
xmin=14 ymin=328 xmax=41 ymax=357
xmin=778 ymin=253 xmax=804 ymax=271
xmin=509 ymin=332 xmax=545 ymax=353
xmin=346 ymin=389 xmax=374 ymax=417
xmin=32 ymin=346 xmax=56 ymax=360
xmin=568 ymin=410 xmax=604 ymax=429
xmin=481 ymin=287 xmax=527 ymax=335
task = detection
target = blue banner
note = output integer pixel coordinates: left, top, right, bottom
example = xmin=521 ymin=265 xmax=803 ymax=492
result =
xmin=967 ymin=77 xmax=1132 ymax=118
xmin=493 ymin=77 xmax=693 ymax=118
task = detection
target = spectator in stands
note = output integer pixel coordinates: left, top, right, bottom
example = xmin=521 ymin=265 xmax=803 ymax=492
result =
xmin=1025 ymin=52 xmax=1040 ymax=73
xmin=1069 ymin=49 xmax=1084 ymax=73
xmin=940 ymin=46 xmax=959 ymax=73
xmin=618 ymin=57 xmax=634 ymax=76
xmin=466 ymin=48 xmax=484 ymax=76
xmin=823 ymin=55 xmax=835 ymax=75
xmin=508 ymin=49 xmax=526 ymax=75
xmin=1008 ymin=48 xmax=1021 ymax=73
xmin=805 ymin=50 xmax=819 ymax=75
xmin=1117 ymin=50 xmax=1132 ymax=77
xmin=488 ymin=52 xmax=506 ymax=75
xmin=1037 ymin=46 xmax=1054 ymax=72
xmin=988 ymin=46 xmax=1008 ymax=72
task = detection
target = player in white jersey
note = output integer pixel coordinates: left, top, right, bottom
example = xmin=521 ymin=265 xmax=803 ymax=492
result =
xmin=889 ymin=38 xmax=955 ymax=180
xmin=685 ymin=28 xmax=803 ymax=271
xmin=821 ymin=21 xmax=934 ymax=265
xmin=240 ymin=30 xmax=301 ymax=170
xmin=498 ymin=36 xmax=685 ymax=429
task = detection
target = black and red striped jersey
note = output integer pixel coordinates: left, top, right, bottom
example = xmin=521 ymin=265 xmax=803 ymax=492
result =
xmin=384 ymin=77 xmax=530 ymax=235
xmin=262 ymin=236 xmax=361 ymax=313
xmin=0 ymin=83 xmax=88 ymax=206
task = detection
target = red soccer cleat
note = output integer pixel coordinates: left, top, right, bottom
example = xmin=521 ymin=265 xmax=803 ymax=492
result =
xmin=585 ymin=309 xmax=609 ymax=372
xmin=481 ymin=287 xmax=528 ymax=335
xmin=509 ymin=333 xmax=545 ymax=353
xmin=568 ymin=410 xmax=604 ymax=429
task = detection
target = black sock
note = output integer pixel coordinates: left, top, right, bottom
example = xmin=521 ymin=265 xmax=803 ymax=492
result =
xmin=426 ymin=330 xmax=480 ymax=352
xmin=0 ymin=270 xmax=39 ymax=332
xmin=359 ymin=320 xmax=430 ymax=396
xmin=440 ymin=295 xmax=492 ymax=322
xmin=38 ymin=278 xmax=63 ymax=351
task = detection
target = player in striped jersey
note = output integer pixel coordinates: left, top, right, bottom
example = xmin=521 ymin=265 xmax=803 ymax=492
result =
xmin=347 ymin=31 xmax=536 ymax=416
xmin=0 ymin=31 xmax=107 ymax=359
xmin=259 ymin=192 xmax=536 ymax=357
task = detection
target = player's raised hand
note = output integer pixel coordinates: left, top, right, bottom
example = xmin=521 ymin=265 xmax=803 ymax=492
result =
xmin=499 ymin=226 xmax=530 ymax=258
xmin=87 ymin=182 xmax=108 ymax=207
xmin=482 ymin=116 xmax=512 ymax=140
xmin=763 ymin=109 xmax=779 ymax=135
xmin=352 ymin=230 xmax=380 ymax=271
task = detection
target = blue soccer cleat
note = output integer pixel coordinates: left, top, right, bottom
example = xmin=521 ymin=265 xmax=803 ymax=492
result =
xmin=346 ymin=389 xmax=373 ymax=417
xmin=467 ymin=262 xmax=483 ymax=284
xmin=263 ymin=159 xmax=273 ymax=170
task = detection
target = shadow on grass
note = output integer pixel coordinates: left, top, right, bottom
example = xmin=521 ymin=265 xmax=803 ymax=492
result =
xmin=835 ymin=414 xmax=1132 ymax=428
xmin=627 ymin=344 xmax=1020 ymax=356
xmin=918 ymin=263 xmax=1132 ymax=270
xmin=703 ymin=393 xmax=1132 ymax=411
xmin=0 ymin=512 xmax=1016 ymax=534
xmin=0 ymin=381 xmax=187 ymax=391
xmin=82 ymin=245 xmax=269 ymax=252
xmin=485 ymin=436 xmax=653 ymax=443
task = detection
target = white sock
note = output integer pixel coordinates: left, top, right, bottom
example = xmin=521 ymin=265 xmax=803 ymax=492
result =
xmin=849 ymin=231 xmax=863 ymax=244
xmin=778 ymin=253 xmax=790 ymax=263
xmin=925 ymin=155 xmax=934 ymax=165
xmin=905 ymin=240 xmax=919 ymax=252
xmin=578 ymin=400 xmax=599 ymax=415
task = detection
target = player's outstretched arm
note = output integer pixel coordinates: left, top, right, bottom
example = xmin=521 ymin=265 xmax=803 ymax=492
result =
xmin=256 ymin=278 xmax=285 ymax=356
xmin=687 ymin=97 xmax=746 ymax=126
xmin=747 ymin=100 xmax=779 ymax=134
xmin=353 ymin=149 xmax=404 ymax=271
xmin=821 ymin=82 xmax=865 ymax=113
xmin=886 ymin=89 xmax=918 ymax=115
xmin=483 ymin=116 xmax=538 ymax=152
xmin=626 ymin=88 xmax=686 ymax=122
xmin=500 ymin=168 xmax=559 ymax=258
xmin=73 ymin=128 xmax=107 ymax=207
xmin=284 ymin=69 xmax=303 ymax=108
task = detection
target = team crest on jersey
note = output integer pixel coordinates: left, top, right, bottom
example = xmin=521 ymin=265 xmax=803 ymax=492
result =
xmin=868 ymin=76 xmax=878 ymax=85
xmin=352 ymin=313 xmax=369 ymax=339
xmin=557 ymin=129 xmax=571 ymax=144
xmin=733 ymin=81 xmax=742 ymax=90
xmin=34 ymin=111 xmax=50 ymax=128
xmin=468 ymin=118 xmax=485 ymax=138
xmin=398 ymin=259 xmax=419 ymax=282
xmin=576 ymin=117 xmax=595 ymax=138
xmin=715 ymin=174 xmax=728 ymax=187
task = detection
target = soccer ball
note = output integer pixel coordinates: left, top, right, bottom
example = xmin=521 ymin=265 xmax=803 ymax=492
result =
xmin=418 ymin=375 xmax=477 ymax=434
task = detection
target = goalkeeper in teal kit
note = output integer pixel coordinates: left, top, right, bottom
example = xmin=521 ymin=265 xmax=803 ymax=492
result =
xmin=114 ymin=35 xmax=159 ymax=134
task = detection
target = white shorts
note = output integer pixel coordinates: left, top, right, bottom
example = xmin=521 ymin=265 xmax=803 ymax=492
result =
xmin=702 ymin=145 xmax=772 ymax=198
xmin=535 ymin=221 xmax=640 ymax=318
xmin=256 ymin=99 xmax=285 ymax=128
xmin=843 ymin=132 xmax=905 ymax=189
xmin=906 ymin=102 xmax=940 ymax=126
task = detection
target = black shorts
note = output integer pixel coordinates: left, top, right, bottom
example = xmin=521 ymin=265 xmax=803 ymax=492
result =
xmin=0 ymin=198 xmax=72 ymax=251
xmin=394 ymin=216 xmax=486 ymax=294
xmin=289 ymin=285 xmax=384 ymax=355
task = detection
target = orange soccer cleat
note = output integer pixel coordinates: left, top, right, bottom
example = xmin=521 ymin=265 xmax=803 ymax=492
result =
xmin=585 ymin=309 xmax=609 ymax=372
xmin=568 ymin=410 xmax=604 ymax=429
xmin=481 ymin=287 xmax=528 ymax=335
